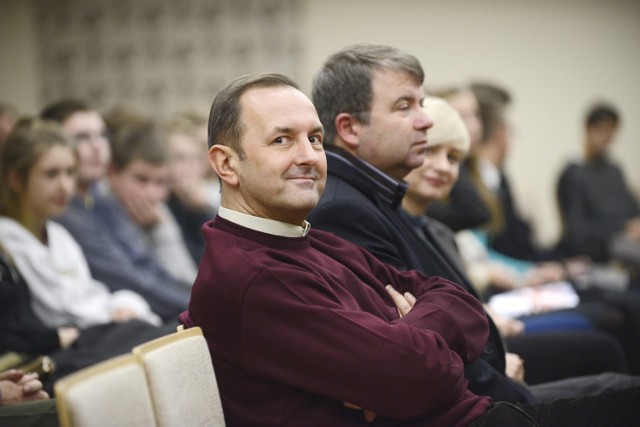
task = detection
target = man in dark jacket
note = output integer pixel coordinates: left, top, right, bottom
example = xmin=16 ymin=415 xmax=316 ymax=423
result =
xmin=308 ymin=43 xmax=639 ymax=404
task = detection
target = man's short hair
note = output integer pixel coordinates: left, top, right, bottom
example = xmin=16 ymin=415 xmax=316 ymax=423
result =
xmin=311 ymin=44 xmax=424 ymax=146
xmin=470 ymin=82 xmax=511 ymax=143
xmin=585 ymin=103 xmax=619 ymax=128
xmin=207 ymin=72 xmax=299 ymax=158
xmin=40 ymin=99 xmax=91 ymax=124
xmin=110 ymin=127 xmax=168 ymax=170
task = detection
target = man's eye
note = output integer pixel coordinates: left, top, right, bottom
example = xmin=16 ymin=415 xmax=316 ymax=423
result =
xmin=309 ymin=135 xmax=322 ymax=144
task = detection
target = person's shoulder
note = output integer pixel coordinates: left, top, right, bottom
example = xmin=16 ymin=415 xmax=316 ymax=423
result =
xmin=320 ymin=173 xmax=369 ymax=203
xmin=558 ymin=160 xmax=586 ymax=182
xmin=426 ymin=217 xmax=455 ymax=238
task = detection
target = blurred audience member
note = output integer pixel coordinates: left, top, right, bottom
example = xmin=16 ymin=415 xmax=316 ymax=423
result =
xmin=557 ymin=103 xmax=640 ymax=271
xmin=107 ymin=126 xmax=198 ymax=283
xmin=0 ymin=118 xmax=160 ymax=328
xmin=164 ymin=109 xmax=217 ymax=263
xmin=41 ymin=100 xmax=191 ymax=321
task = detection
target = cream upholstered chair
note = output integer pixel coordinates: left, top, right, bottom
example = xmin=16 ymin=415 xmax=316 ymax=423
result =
xmin=55 ymin=353 xmax=157 ymax=427
xmin=133 ymin=326 xmax=225 ymax=427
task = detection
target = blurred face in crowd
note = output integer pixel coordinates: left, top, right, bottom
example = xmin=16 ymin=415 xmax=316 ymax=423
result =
xmin=586 ymin=119 xmax=617 ymax=159
xmin=445 ymin=90 xmax=482 ymax=150
xmin=404 ymin=142 xmax=465 ymax=209
xmin=167 ymin=132 xmax=208 ymax=188
xmin=110 ymin=159 xmax=169 ymax=207
xmin=21 ymin=146 xmax=77 ymax=224
xmin=353 ymin=70 xmax=432 ymax=180
xmin=61 ymin=111 xmax=111 ymax=189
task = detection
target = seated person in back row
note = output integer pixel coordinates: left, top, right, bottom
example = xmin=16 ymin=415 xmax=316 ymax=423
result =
xmin=180 ymin=71 xmax=640 ymax=426
xmin=42 ymin=100 xmax=192 ymax=321
xmin=557 ymin=102 xmax=640 ymax=270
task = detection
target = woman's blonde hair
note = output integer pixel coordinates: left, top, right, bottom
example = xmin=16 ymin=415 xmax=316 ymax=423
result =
xmin=422 ymin=97 xmax=470 ymax=154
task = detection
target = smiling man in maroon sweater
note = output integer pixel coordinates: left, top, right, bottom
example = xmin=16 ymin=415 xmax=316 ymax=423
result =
xmin=179 ymin=72 xmax=493 ymax=425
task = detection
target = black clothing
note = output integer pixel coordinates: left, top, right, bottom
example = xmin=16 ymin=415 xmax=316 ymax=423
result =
xmin=557 ymin=158 xmax=640 ymax=262
xmin=0 ymin=252 xmax=59 ymax=356
xmin=309 ymin=146 xmax=533 ymax=403
xmin=0 ymin=250 xmax=175 ymax=394
xmin=166 ymin=193 xmax=214 ymax=264
xmin=489 ymin=172 xmax=558 ymax=262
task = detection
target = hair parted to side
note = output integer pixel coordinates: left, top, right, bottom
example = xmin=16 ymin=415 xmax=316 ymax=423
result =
xmin=470 ymin=82 xmax=511 ymax=143
xmin=585 ymin=103 xmax=619 ymax=128
xmin=312 ymin=43 xmax=424 ymax=146
xmin=0 ymin=118 xmax=75 ymax=222
xmin=40 ymin=99 xmax=92 ymax=124
xmin=110 ymin=127 xmax=168 ymax=170
xmin=164 ymin=108 xmax=208 ymax=143
xmin=207 ymin=72 xmax=299 ymax=157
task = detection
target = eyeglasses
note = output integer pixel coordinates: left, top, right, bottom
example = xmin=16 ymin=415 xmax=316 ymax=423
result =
xmin=71 ymin=130 xmax=110 ymax=144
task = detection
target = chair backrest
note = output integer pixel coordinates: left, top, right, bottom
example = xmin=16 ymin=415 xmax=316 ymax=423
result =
xmin=55 ymin=353 xmax=157 ymax=427
xmin=133 ymin=326 xmax=225 ymax=427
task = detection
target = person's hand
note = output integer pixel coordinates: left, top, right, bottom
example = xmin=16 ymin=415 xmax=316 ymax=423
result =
xmin=112 ymin=307 xmax=139 ymax=323
xmin=487 ymin=266 xmax=520 ymax=290
xmin=0 ymin=370 xmax=49 ymax=406
xmin=525 ymin=262 xmax=566 ymax=286
xmin=117 ymin=182 xmax=166 ymax=228
xmin=343 ymin=402 xmax=377 ymax=423
xmin=58 ymin=326 xmax=80 ymax=349
xmin=563 ymin=256 xmax=592 ymax=280
xmin=484 ymin=305 xmax=525 ymax=337
xmin=505 ymin=353 xmax=525 ymax=383
xmin=121 ymin=192 xmax=164 ymax=228
xmin=494 ymin=315 xmax=525 ymax=337
xmin=385 ymin=285 xmax=416 ymax=317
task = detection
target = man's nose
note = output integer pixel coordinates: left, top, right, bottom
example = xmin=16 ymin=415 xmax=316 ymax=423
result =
xmin=416 ymin=109 xmax=434 ymax=131
xmin=295 ymin=139 xmax=320 ymax=164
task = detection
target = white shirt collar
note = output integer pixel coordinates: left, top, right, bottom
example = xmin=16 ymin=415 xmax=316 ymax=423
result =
xmin=218 ymin=206 xmax=310 ymax=237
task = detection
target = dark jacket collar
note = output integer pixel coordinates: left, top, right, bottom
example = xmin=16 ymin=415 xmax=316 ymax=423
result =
xmin=325 ymin=145 xmax=407 ymax=209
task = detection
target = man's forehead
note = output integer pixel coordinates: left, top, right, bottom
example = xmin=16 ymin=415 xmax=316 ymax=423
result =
xmin=241 ymin=85 xmax=304 ymax=107
xmin=240 ymin=86 xmax=321 ymax=125
xmin=371 ymin=69 xmax=423 ymax=97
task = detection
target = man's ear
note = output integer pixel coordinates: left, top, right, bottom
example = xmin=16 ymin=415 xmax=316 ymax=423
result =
xmin=334 ymin=112 xmax=361 ymax=151
xmin=209 ymin=145 xmax=239 ymax=186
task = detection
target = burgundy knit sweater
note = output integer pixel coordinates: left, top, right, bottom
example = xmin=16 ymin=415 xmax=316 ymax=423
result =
xmin=182 ymin=216 xmax=491 ymax=426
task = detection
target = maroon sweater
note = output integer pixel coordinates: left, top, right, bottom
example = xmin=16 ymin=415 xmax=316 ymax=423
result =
xmin=182 ymin=216 xmax=491 ymax=426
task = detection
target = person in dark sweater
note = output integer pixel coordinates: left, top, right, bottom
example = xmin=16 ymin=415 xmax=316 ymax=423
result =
xmin=180 ymin=69 xmax=640 ymax=425
xmin=557 ymin=102 xmax=640 ymax=268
